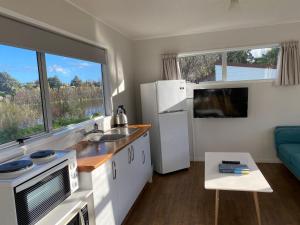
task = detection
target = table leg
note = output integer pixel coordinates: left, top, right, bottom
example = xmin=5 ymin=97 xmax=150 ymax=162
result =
xmin=215 ymin=190 xmax=219 ymax=225
xmin=253 ymin=192 xmax=262 ymax=225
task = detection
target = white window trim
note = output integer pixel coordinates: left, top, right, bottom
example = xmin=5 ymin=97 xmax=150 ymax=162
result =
xmin=221 ymin=52 xmax=227 ymax=81
xmin=178 ymin=43 xmax=280 ymax=58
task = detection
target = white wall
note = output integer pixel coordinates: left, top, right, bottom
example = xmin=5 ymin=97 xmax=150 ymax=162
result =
xmin=2 ymin=1 xmax=300 ymax=162
xmin=133 ymin=22 xmax=300 ymax=162
xmin=0 ymin=0 xmax=136 ymax=122
xmin=187 ymin=81 xmax=300 ymax=162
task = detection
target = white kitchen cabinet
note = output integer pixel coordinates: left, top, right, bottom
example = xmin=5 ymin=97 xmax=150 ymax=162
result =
xmin=113 ymin=146 xmax=136 ymax=223
xmin=141 ymin=132 xmax=152 ymax=185
xmin=129 ymin=140 xmax=143 ymax=197
xmin=131 ymin=131 xmax=152 ymax=193
xmin=79 ymin=159 xmax=119 ymax=225
xmin=79 ymin=132 xmax=152 ymax=225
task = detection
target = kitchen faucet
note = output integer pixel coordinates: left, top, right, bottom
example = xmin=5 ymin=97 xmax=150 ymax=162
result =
xmin=77 ymin=123 xmax=104 ymax=136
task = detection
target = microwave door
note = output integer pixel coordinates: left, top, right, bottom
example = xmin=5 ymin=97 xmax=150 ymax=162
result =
xmin=14 ymin=160 xmax=71 ymax=225
xmin=15 ymin=160 xmax=69 ymax=193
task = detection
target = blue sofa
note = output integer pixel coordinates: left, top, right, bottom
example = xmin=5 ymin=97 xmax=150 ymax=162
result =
xmin=274 ymin=126 xmax=300 ymax=179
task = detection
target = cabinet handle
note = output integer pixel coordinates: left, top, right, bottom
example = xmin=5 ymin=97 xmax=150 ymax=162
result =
xmin=114 ymin=161 xmax=117 ymax=179
xmin=143 ymin=132 xmax=148 ymax=137
xmin=131 ymin=145 xmax=135 ymax=161
xmin=128 ymin=148 xmax=131 ymax=164
xmin=112 ymin=161 xmax=117 ymax=180
xmin=142 ymin=150 xmax=145 ymax=164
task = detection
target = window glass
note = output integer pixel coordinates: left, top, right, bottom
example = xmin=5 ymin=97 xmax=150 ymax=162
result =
xmin=45 ymin=54 xmax=104 ymax=129
xmin=226 ymin=48 xmax=279 ymax=81
xmin=179 ymin=53 xmax=222 ymax=83
xmin=179 ymin=46 xmax=279 ymax=83
xmin=0 ymin=45 xmax=45 ymax=145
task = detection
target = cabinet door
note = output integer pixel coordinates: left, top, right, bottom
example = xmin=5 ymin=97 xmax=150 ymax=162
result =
xmin=114 ymin=146 xmax=134 ymax=224
xmin=132 ymin=138 xmax=145 ymax=193
xmin=137 ymin=132 xmax=152 ymax=186
xmin=131 ymin=132 xmax=152 ymax=192
xmin=129 ymin=140 xmax=143 ymax=195
xmin=91 ymin=159 xmax=119 ymax=225
xmin=142 ymin=132 xmax=152 ymax=184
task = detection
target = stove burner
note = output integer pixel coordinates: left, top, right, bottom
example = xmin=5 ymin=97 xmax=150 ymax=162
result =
xmin=30 ymin=150 xmax=56 ymax=159
xmin=0 ymin=160 xmax=33 ymax=173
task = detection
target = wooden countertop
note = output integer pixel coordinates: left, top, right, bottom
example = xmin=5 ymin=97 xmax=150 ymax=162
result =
xmin=70 ymin=124 xmax=151 ymax=172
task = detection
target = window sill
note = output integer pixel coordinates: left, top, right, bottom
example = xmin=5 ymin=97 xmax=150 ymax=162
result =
xmin=0 ymin=115 xmax=107 ymax=154
xmin=51 ymin=115 xmax=105 ymax=136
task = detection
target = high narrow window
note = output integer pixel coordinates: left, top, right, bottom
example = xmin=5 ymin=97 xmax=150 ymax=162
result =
xmin=45 ymin=54 xmax=105 ymax=129
xmin=179 ymin=46 xmax=280 ymax=83
xmin=0 ymin=45 xmax=45 ymax=145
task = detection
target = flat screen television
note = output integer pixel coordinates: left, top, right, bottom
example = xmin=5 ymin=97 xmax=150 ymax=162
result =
xmin=193 ymin=87 xmax=248 ymax=118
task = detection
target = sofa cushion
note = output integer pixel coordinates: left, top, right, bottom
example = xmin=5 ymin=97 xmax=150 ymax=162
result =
xmin=278 ymin=144 xmax=300 ymax=163
xmin=275 ymin=127 xmax=300 ymax=146
xmin=290 ymin=153 xmax=300 ymax=167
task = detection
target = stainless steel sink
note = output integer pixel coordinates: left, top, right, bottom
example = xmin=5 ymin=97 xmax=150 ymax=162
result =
xmin=105 ymin=127 xmax=139 ymax=136
xmin=83 ymin=127 xmax=139 ymax=143
xmin=99 ymin=134 xmax=126 ymax=142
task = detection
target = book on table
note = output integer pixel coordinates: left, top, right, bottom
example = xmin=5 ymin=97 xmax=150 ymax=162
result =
xmin=219 ymin=163 xmax=250 ymax=174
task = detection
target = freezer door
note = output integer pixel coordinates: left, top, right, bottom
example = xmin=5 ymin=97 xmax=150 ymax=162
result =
xmin=158 ymin=111 xmax=190 ymax=174
xmin=156 ymin=80 xmax=186 ymax=113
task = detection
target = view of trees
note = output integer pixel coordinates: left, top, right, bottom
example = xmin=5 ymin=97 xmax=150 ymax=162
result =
xmin=179 ymin=53 xmax=222 ymax=83
xmin=180 ymin=48 xmax=279 ymax=83
xmin=70 ymin=75 xmax=82 ymax=87
xmin=254 ymin=48 xmax=279 ymax=67
xmin=48 ymin=75 xmax=63 ymax=89
xmin=0 ymin=72 xmax=21 ymax=96
xmin=227 ymin=50 xmax=254 ymax=64
xmin=0 ymin=72 xmax=104 ymax=144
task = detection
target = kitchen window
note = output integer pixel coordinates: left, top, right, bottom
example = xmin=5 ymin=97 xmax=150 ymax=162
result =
xmin=0 ymin=44 xmax=106 ymax=147
xmin=179 ymin=46 xmax=280 ymax=83
xmin=0 ymin=45 xmax=45 ymax=145
xmin=45 ymin=54 xmax=105 ymax=129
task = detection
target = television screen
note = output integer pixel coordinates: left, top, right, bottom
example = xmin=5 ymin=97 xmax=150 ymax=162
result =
xmin=193 ymin=87 xmax=248 ymax=118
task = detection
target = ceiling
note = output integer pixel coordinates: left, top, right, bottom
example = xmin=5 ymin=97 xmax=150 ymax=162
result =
xmin=66 ymin=0 xmax=300 ymax=40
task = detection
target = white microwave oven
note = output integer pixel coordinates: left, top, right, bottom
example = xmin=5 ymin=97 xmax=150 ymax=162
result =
xmin=0 ymin=150 xmax=79 ymax=225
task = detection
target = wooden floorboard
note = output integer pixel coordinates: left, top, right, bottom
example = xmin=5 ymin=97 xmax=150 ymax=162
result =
xmin=124 ymin=162 xmax=300 ymax=225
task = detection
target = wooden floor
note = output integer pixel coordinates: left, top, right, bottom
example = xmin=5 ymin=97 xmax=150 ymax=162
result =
xmin=124 ymin=162 xmax=300 ymax=225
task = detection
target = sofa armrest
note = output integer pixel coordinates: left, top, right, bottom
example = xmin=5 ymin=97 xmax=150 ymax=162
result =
xmin=275 ymin=126 xmax=300 ymax=149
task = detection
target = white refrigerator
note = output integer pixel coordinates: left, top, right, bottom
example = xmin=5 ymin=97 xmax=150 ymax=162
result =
xmin=140 ymin=80 xmax=190 ymax=174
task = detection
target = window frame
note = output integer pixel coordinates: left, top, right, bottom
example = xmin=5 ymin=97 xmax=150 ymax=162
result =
xmin=0 ymin=44 xmax=107 ymax=149
xmin=178 ymin=44 xmax=280 ymax=83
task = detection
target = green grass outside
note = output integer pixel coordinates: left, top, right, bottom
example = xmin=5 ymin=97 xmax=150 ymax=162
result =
xmin=0 ymin=114 xmax=102 ymax=145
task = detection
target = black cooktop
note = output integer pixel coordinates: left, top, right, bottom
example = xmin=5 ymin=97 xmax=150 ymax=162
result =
xmin=0 ymin=160 xmax=33 ymax=173
xmin=30 ymin=150 xmax=56 ymax=159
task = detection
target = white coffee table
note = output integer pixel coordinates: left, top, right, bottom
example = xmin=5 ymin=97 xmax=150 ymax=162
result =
xmin=205 ymin=152 xmax=273 ymax=225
